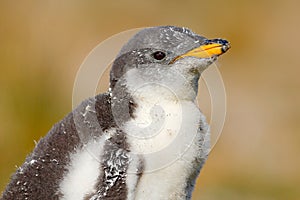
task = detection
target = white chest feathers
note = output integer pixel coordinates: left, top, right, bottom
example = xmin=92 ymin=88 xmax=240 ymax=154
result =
xmin=123 ymin=87 xmax=209 ymax=199
xmin=118 ymin=67 xmax=210 ymax=199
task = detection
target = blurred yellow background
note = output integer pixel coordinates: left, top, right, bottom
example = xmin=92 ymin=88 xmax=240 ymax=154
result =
xmin=0 ymin=1 xmax=299 ymax=199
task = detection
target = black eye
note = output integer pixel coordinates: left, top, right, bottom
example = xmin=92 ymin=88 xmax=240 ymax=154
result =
xmin=152 ymin=51 xmax=166 ymax=60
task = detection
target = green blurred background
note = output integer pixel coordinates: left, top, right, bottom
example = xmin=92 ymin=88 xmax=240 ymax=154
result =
xmin=1 ymin=1 xmax=299 ymax=199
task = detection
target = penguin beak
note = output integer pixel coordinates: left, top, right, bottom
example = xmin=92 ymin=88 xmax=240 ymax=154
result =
xmin=171 ymin=39 xmax=230 ymax=63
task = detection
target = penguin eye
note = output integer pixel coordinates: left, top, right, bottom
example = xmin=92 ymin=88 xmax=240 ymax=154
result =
xmin=152 ymin=51 xmax=166 ymax=60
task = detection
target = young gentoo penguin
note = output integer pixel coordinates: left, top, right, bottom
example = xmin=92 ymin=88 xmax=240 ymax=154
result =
xmin=1 ymin=26 xmax=230 ymax=200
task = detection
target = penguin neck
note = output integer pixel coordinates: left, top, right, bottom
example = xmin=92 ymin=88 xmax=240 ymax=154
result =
xmin=120 ymin=67 xmax=199 ymax=102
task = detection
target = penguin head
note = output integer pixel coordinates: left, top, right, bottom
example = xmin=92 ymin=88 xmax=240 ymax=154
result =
xmin=110 ymin=26 xmax=230 ymax=91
